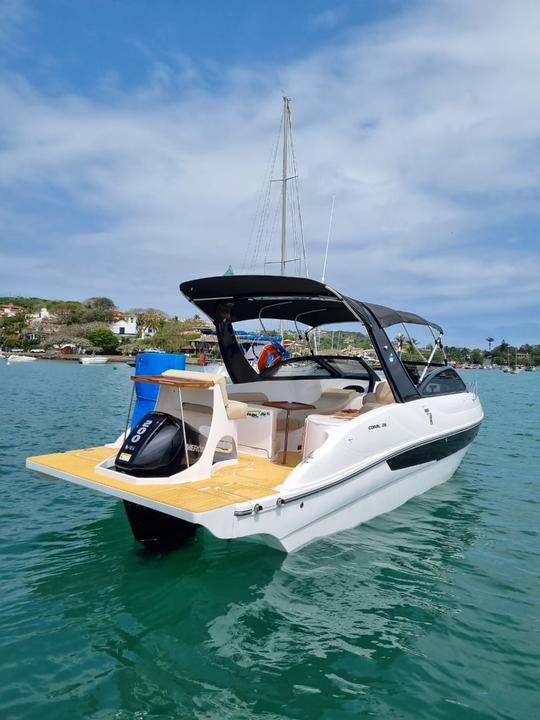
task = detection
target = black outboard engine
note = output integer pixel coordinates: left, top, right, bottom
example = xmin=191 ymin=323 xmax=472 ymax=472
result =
xmin=115 ymin=411 xmax=205 ymax=548
xmin=115 ymin=411 xmax=204 ymax=478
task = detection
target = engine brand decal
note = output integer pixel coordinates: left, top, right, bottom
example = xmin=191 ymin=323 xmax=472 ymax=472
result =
xmin=186 ymin=444 xmax=204 ymax=453
xmin=119 ymin=452 xmax=132 ymax=462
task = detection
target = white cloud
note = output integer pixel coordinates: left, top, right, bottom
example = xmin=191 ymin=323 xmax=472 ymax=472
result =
xmin=0 ymin=0 xmax=539 ymax=344
xmin=310 ymin=8 xmax=347 ymax=31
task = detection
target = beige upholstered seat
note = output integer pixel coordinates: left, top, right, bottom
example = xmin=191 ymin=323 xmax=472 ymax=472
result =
xmin=359 ymin=380 xmax=395 ymax=414
xmin=276 ymin=388 xmax=357 ymax=431
xmin=311 ymin=388 xmax=356 ymax=414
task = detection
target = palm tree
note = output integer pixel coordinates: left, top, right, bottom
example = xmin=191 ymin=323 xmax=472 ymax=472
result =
xmin=485 ymin=336 xmax=495 ymax=352
xmin=394 ymin=333 xmax=406 ymax=358
xmin=406 ymin=337 xmax=418 ymax=357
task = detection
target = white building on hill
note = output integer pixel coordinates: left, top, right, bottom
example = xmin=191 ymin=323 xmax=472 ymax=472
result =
xmin=110 ymin=313 xmax=138 ymax=337
xmin=30 ymin=307 xmax=54 ymax=322
xmin=110 ymin=313 xmax=157 ymax=339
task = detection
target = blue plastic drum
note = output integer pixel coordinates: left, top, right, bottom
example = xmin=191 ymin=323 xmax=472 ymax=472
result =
xmin=131 ymin=352 xmax=186 ymax=427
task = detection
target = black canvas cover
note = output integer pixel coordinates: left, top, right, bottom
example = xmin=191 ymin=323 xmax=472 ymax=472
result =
xmin=180 ymin=276 xmax=443 ymax=333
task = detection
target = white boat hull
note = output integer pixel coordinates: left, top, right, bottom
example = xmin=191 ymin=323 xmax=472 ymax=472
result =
xmin=239 ymin=447 xmax=468 ymax=551
xmin=79 ymin=356 xmax=108 ymax=365
xmin=27 ymin=372 xmax=483 ymax=553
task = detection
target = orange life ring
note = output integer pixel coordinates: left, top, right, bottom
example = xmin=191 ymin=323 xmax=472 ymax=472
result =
xmin=257 ymin=344 xmax=284 ymax=372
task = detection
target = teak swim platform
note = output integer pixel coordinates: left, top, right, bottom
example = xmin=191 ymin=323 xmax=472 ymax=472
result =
xmin=27 ymin=447 xmax=291 ymax=514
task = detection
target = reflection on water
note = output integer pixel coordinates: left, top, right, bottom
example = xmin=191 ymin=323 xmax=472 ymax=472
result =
xmin=1 ymin=362 xmax=539 ymax=719
xmin=21 ymin=478 xmax=482 ymax=719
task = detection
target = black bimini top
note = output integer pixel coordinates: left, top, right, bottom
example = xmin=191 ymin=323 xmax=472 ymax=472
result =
xmin=180 ymin=275 xmax=443 ymax=334
xmin=180 ymin=275 xmax=444 ymax=402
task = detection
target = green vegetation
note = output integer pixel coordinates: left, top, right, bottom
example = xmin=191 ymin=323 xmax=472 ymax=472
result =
xmin=153 ymin=317 xmax=208 ymax=353
xmin=85 ymin=328 xmax=118 ymax=354
xmin=1 ymin=294 xmax=539 ymax=366
xmin=0 ymin=294 xmax=210 ymax=356
xmin=0 ymin=296 xmax=116 ymax=325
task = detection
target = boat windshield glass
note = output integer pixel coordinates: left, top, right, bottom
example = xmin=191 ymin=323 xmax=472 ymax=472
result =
xmin=323 ymin=357 xmax=373 ymax=377
xmin=262 ymin=358 xmax=332 ymax=378
xmin=389 ymin=323 xmax=448 ymax=385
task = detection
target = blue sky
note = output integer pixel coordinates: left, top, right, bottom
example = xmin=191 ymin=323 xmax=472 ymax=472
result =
xmin=1 ymin=0 xmax=539 ymax=347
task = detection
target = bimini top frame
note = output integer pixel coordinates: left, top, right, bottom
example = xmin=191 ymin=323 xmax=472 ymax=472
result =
xmin=180 ymin=275 xmax=444 ymax=403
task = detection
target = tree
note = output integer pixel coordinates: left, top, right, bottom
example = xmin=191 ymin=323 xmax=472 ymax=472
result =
xmin=85 ymin=327 xmax=118 ymax=354
xmin=394 ymin=333 xmax=406 ymax=357
xmin=470 ymin=349 xmax=484 ymax=364
xmin=2 ymin=335 xmax=20 ymax=350
xmin=154 ymin=319 xmax=201 ymax=353
xmin=84 ymin=297 xmax=116 ymax=311
xmin=49 ymin=301 xmax=85 ymax=324
xmin=485 ymin=337 xmax=495 ymax=352
xmin=405 ymin=337 xmax=419 ymax=359
xmin=137 ymin=309 xmax=165 ymax=336
xmin=0 ymin=311 xmax=28 ymax=336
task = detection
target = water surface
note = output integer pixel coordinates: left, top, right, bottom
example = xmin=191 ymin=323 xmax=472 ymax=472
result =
xmin=1 ymin=361 xmax=538 ymax=719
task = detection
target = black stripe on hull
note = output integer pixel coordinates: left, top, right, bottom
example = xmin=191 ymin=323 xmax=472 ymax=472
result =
xmin=387 ymin=424 xmax=480 ymax=471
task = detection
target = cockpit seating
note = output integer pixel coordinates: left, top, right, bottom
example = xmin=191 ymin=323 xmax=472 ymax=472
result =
xmin=359 ymin=380 xmax=395 ymax=413
xmin=276 ymin=388 xmax=357 ymax=431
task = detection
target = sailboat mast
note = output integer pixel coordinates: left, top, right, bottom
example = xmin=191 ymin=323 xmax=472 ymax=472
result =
xmin=281 ymin=96 xmax=290 ymax=276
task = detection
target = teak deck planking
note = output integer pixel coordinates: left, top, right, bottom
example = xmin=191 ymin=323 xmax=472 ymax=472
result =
xmin=27 ymin=446 xmax=292 ymax=513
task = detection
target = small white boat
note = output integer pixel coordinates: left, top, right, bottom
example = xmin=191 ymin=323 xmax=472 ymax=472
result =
xmin=27 ymin=275 xmax=483 ymax=553
xmin=79 ymin=356 xmax=108 ymax=365
xmin=7 ymin=354 xmax=37 ymax=363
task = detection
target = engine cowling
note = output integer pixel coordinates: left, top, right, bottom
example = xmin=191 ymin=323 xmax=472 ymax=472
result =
xmin=115 ymin=411 xmax=204 ymax=478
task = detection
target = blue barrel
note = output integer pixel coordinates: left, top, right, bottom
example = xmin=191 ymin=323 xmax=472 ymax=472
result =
xmin=131 ymin=352 xmax=186 ymax=428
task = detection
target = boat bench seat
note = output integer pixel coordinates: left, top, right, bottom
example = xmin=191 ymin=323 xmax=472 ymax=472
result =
xmin=359 ymin=380 xmax=395 ymax=414
xmin=277 ymin=388 xmax=357 ymax=431
xmin=230 ymin=388 xmax=357 ymax=431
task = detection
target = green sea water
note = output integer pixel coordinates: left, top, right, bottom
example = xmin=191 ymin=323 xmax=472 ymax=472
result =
xmin=1 ymin=360 xmax=538 ymax=719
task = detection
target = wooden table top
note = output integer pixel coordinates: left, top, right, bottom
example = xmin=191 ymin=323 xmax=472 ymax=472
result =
xmin=262 ymin=401 xmax=316 ymax=412
xmin=131 ymin=374 xmax=214 ymax=389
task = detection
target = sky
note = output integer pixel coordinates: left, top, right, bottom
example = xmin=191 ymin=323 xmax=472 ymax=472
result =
xmin=1 ymin=0 xmax=539 ymax=347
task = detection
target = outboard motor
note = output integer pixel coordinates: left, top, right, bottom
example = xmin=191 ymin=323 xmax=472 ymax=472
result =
xmin=115 ymin=411 xmax=205 ymax=548
xmin=115 ymin=411 xmax=204 ymax=478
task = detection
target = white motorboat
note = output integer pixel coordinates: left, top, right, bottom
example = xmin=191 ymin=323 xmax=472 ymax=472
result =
xmin=27 ymin=275 xmax=483 ymax=553
xmin=79 ymin=356 xmax=108 ymax=365
xmin=7 ymin=354 xmax=37 ymax=363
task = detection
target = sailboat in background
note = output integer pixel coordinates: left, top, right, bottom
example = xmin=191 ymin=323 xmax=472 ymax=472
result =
xmin=206 ymin=98 xmax=311 ymax=374
xmin=245 ymin=97 xmax=309 ymax=281
xmin=503 ymin=347 xmax=521 ymax=373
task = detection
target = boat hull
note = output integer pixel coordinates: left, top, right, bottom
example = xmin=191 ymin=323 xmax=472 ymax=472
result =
xmin=26 ymin=386 xmax=483 ymax=552
xmin=245 ymin=445 xmax=469 ymax=552
xmin=27 ymin=426 xmax=478 ymax=552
